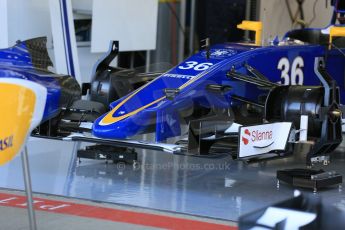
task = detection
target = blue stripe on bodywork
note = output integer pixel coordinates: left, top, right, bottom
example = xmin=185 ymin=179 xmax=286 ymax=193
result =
xmin=60 ymin=0 xmax=75 ymax=77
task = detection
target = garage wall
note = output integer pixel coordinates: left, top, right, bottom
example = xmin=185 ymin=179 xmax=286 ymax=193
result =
xmin=259 ymin=0 xmax=333 ymax=44
xmin=6 ymin=0 xmax=52 ymax=47
xmin=0 ymin=0 xmax=8 ymax=48
xmin=91 ymin=0 xmax=159 ymax=53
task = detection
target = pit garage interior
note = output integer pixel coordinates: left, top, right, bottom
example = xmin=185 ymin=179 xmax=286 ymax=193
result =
xmin=1 ymin=0 xmax=345 ymax=229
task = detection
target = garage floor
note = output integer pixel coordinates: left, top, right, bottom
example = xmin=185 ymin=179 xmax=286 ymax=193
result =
xmin=0 ymin=137 xmax=344 ymax=223
xmin=0 ymin=189 xmax=235 ymax=230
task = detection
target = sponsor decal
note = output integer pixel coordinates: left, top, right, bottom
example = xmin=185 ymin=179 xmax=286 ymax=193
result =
xmin=162 ymin=73 xmax=195 ymax=80
xmin=239 ymin=122 xmax=292 ymax=158
xmin=241 ymin=128 xmax=273 ymax=146
xmin=242 ymin=129 xmax=250 ymax=145
xmin=251 ymin=129 xmax=273 ymax=143
xmin=0 ymin=135 xmax=13 ymax=151
xmin=201 ymin=49 xmax=237 ymax=58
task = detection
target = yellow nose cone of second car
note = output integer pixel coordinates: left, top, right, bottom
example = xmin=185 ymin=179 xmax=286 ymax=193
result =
xmin=0 ymin=83 xmax=36 ymax=165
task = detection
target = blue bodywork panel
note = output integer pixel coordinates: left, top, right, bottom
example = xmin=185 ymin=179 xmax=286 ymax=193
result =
xmin=1 ymin=32 xmax=344 ymax=142
xmin=0 ymin=38 xmax=80 ymax=121
xmin=92 ymin=38 xmax=345 ymax=141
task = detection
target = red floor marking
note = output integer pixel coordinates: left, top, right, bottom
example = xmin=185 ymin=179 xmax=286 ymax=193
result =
xmin=0 ymin=192 xmax=237 ymax=230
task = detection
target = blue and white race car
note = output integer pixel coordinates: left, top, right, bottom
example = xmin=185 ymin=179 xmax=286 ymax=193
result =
xmin=1 ymin=1 xmax=345 ymax=164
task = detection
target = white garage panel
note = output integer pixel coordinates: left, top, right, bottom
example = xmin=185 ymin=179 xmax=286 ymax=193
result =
xmin=91 ymin=0 xmax=158 ymax=52
xmin=0 ymin=0 xmax=8 ymax=48
xmin=0 ymin=0 xmax=52 ymax=48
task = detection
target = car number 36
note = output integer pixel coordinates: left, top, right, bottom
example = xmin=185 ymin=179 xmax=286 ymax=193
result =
xmin=178 ymin=61 xmax=213 ymax=71
xmin=277 ymin=56 xmax=304 ymax=85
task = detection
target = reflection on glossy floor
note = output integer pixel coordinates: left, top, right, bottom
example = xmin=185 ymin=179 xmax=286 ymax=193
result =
xmin=0 ymin=137 xmax=345 ymax=221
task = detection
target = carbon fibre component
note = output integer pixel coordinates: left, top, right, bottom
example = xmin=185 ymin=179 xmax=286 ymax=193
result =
xmin=265 ymin=85 xmax=324 ymax=137
xmin=90 ymin=68 xmax=157 ymax=108
xmin=23 ymin=37 xmax=53 ymax=70
xmin=239 ymin=193 xmax=345 ymax=229
xmin=89 ymin=41 xmax=162 ymax=108
xmin=57 ymin=75 xmax=82 ymax=108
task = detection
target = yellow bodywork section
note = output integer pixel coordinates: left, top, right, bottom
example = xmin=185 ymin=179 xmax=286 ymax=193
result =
xmin=100 ymin=96 xmax=166 ymax=125
xmin=237 ymin=20 xmax=263 ymax=46
xmin=0 ymin=84 xmax=36 ymax=165
xmin=329 ymin=26 xmax=345 ymax=49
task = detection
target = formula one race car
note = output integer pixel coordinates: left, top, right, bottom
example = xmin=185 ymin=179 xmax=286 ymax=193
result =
xmin=1 ymin=1 xmax=345 ymax=170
